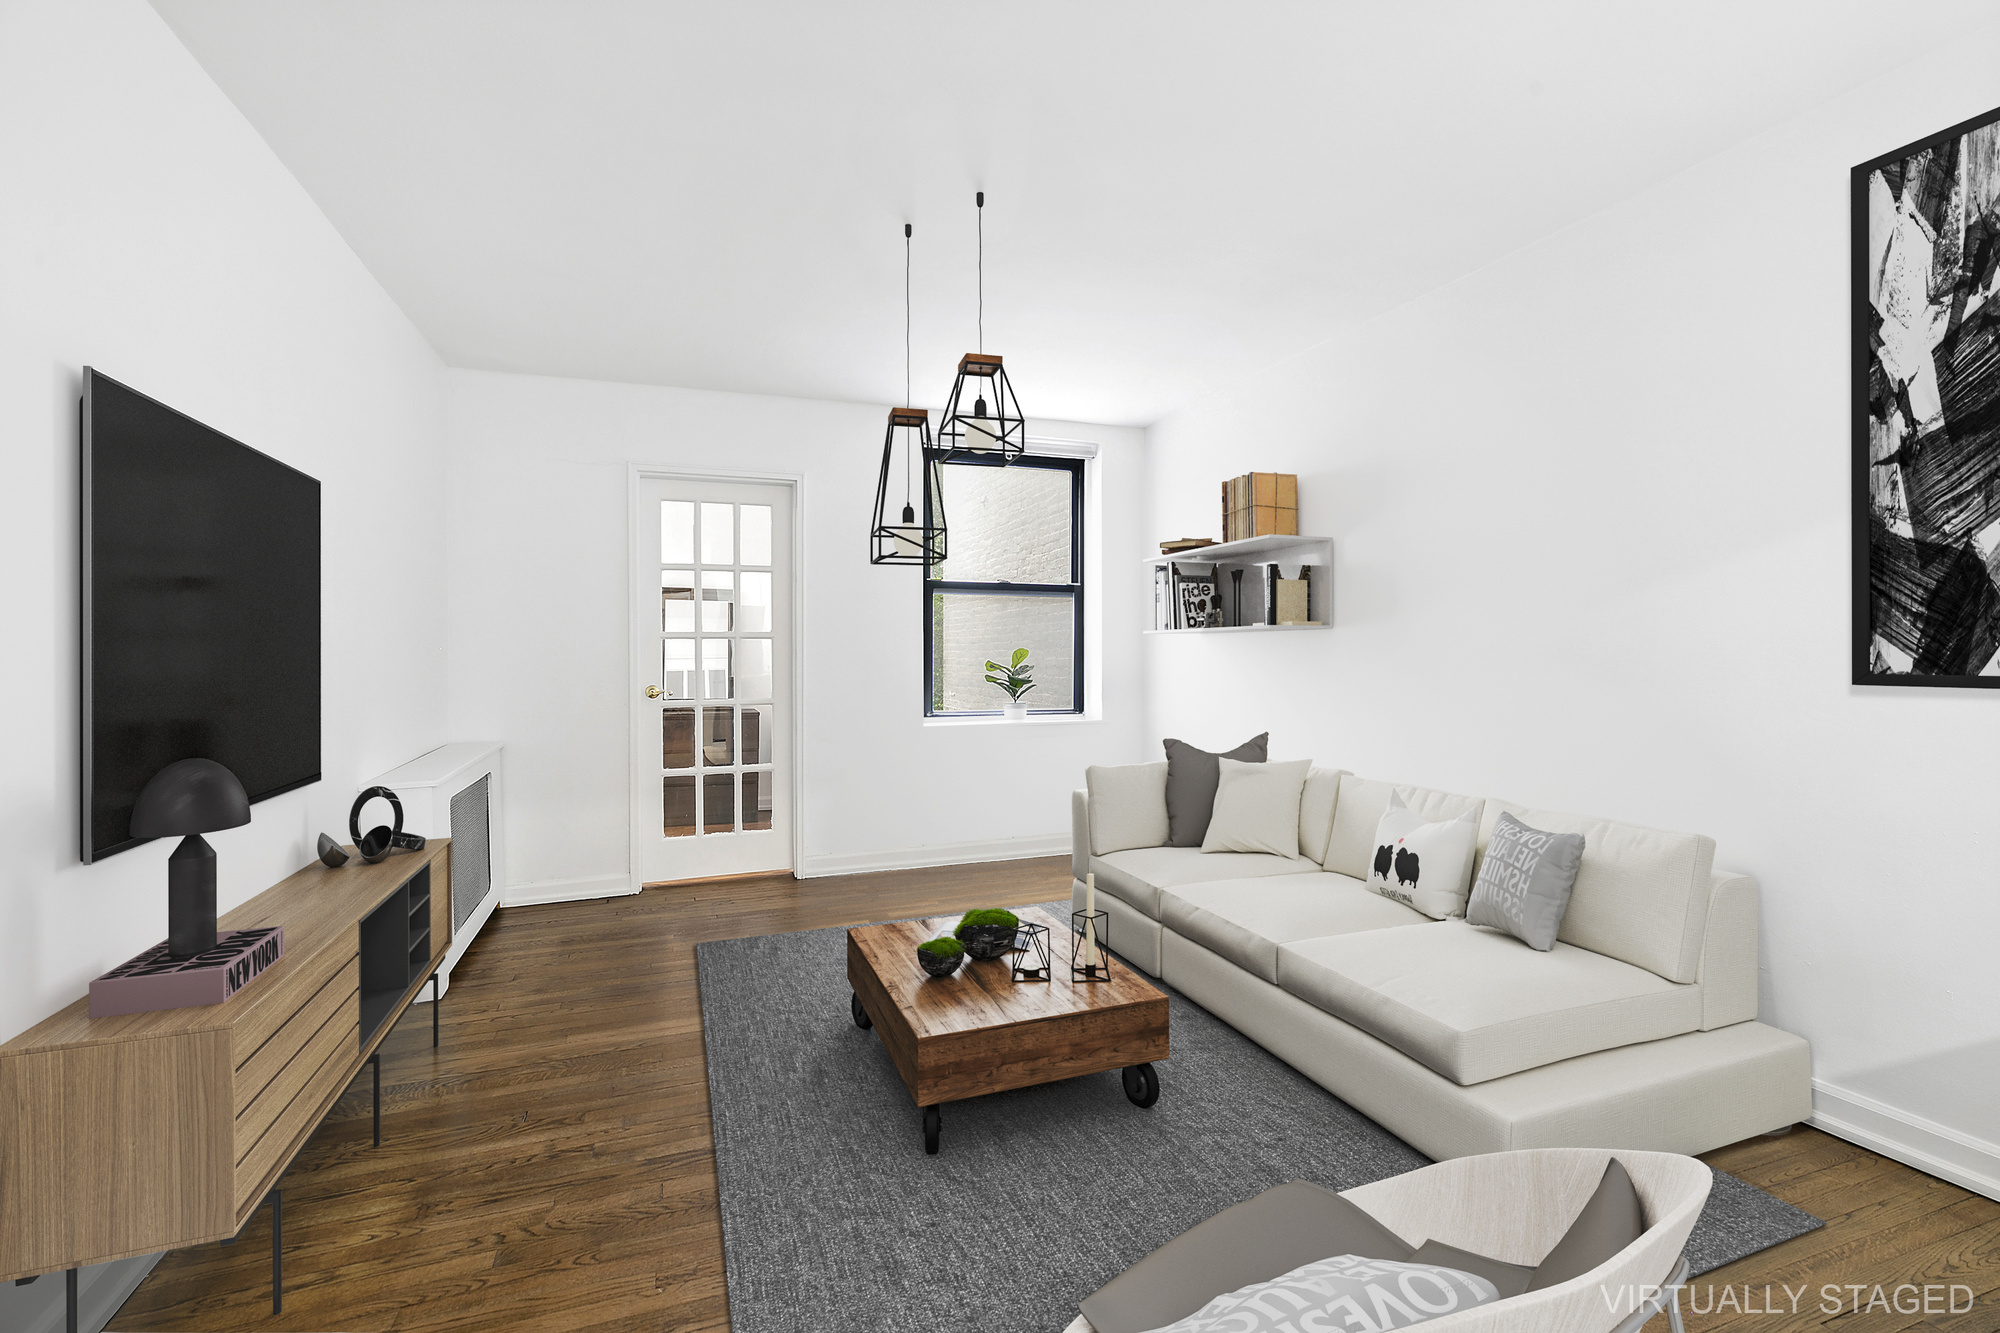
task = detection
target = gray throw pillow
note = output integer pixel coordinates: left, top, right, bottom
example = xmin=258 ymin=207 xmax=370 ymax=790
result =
xmin=1525 ymin=1158 xmax=1648 ymax=1292
xmin=1163 ymin=733 xmax=1268 ymax=847
xmin=1408 ymin=1240 xmax=1536 ymax=1298
xmin=1465 ymin=812 xmax=1586 ymax=951
xmin=1079 ymin=1180 xmax=1413 ymax=1333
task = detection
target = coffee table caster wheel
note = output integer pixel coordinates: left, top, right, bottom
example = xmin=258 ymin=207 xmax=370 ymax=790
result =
xmin=1123 ymin=1063 xmax=1160 ymax=1108
xmin=923 ymin=1104 xmax=941 ymax=1155
xmin=851 ymin=992 xmax=872 ymax=1030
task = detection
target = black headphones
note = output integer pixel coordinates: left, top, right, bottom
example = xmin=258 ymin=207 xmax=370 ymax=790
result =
xmin=349 ymin=786 xmax=426 ymax=864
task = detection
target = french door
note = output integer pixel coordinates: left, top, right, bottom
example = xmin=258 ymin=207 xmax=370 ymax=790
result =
xmin=633 ymin=477 xmax=793 ymax=883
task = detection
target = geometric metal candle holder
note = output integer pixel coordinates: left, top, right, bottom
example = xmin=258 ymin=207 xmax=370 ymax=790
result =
xmin=1010 ymin=922 xmax=1051 ymax=982
xmin=1070 ymin=909 xmax=1111 ymax=983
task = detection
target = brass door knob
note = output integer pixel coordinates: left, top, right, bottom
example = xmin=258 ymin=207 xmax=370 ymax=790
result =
xmin=645 ymin=686 xmax=663 ymax=699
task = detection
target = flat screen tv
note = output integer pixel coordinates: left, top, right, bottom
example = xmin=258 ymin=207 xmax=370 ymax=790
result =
xmin=82 ymin=368 xmax=321 ymax=862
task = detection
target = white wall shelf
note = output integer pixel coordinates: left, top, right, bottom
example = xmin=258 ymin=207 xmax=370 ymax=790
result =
xmin=1150 ymin=534 xmax=1333 ymax=631
xmin=1143 ymin=533 xmax=1333 ymax=567
xmin=1144 ymin=622 xmax=1326 ymax=635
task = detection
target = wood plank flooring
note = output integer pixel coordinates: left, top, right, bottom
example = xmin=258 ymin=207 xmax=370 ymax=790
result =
xmin=107 ymin=857 xmax=2000 ymax=1331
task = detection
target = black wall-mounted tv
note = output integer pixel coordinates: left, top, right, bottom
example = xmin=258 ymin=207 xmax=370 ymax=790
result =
xmin=82 ymin=368 xmax=321 ymax=862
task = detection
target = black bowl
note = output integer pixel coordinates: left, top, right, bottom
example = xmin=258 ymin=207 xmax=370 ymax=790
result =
xmin=958 ymin=923 xmax=1017 ymax=961
xmin=917 ymin=948 xmax=964 ymax=978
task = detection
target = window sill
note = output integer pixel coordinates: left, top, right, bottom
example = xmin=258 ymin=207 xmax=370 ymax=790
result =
xmin=922 ymin=713 xmax=1102 ymax=728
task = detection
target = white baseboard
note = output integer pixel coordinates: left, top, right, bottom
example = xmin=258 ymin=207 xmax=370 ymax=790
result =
xmin=797 ymin=833 xmax=1070 ymax=879
xmin=501 ymin=873 xmax=639 ymax=907
xmin=1810 ymin=1078 xmax=2000 ymax=1203
xmin=0 ymin=1252 xmax=161 ymax=1333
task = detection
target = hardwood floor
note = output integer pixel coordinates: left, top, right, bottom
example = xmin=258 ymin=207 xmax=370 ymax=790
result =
xmin=108 ymin=856 xmax=2000 ymax=1331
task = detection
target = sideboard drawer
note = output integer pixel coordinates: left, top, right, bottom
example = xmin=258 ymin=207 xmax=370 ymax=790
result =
xmin=234 ymin=986 xmax=357 ymax=1174
xmin=230 ymin=937 xmax=360 ymax=1070
xmin=233 ymin=1008 xmax=359 ymax=1216
xmin=234 ymin=955 xmax=359 ymax=1118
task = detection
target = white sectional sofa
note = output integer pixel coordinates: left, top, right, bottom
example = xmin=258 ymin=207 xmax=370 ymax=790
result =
xmin=1070 ymin=764 xmax=1811 ymax=1161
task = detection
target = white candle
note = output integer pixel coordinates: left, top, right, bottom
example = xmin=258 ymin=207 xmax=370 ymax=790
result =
xmin=1084 ymin=872 xmax=1099 ymax=968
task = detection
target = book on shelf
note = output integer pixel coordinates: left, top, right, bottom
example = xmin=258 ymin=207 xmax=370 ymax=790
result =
xmin=1222 ymin=473 xmax=1300 ymax=543
xmin=1173 ymin=561 xmax=1218 ymax=629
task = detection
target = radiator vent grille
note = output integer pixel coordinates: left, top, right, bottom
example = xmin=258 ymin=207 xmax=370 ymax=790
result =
xmin=449 ymin=774 xmax=492 ymax=934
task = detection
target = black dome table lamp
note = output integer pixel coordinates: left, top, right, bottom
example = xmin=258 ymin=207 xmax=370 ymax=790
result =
xmin=130 ymin=758 xmax=251 ymax=959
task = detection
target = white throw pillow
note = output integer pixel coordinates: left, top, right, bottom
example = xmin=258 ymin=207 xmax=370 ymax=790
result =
xmin=1145 ymin=1254 xmax=1499 ymax=1333
xmin=1366 ymin=792 xmax=1479 ymax=919
xmin=1201 ymin=757 xmax=1311 ymax=858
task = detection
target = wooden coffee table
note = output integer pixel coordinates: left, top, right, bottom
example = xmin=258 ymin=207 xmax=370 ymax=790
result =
xmin=845 ymin=904 xmax=1170 ymax=1154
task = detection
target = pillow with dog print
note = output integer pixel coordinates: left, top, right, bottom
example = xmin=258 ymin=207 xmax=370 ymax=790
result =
xmin=1365 ymin=793 xmax=1479 ymax=920
xmin=1138 ymin=1254 xmax=1500 ymax=1333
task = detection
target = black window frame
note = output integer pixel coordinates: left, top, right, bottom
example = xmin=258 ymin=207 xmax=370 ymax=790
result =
xmin=924 ymin=453 xmax=1085 ymax=717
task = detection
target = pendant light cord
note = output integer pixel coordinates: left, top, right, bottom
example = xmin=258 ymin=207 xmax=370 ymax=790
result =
xmin=903 ymin=222 xmax=913 ymax=509
xmin=976 ymin=191 xmax=984 ymax=354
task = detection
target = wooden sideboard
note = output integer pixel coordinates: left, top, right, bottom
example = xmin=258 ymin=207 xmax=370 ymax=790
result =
xmin=0 ymin=841 xmax=453 ymax=1283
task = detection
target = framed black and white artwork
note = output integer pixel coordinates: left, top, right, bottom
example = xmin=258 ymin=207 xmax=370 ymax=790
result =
xmin=1854 ymin=104 xmax=2000 ymax=686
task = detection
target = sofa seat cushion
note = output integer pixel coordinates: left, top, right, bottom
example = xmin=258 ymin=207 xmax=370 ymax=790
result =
xmin=1091 ymin=847 xmax=1307 ymax=919
xmin=1162 ymin=874 xmax=1433 ymax=984
xmin=1276 ymin=920 xmax=1703 ymax=1085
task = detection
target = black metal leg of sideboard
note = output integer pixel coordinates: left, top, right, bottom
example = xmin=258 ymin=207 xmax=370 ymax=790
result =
xmin=65 ymin=1266 xmax=77 ymax=1333
xmin=270 ymin=1188 xmax=282 ymax=1315
xmin=432 ymin=973 xmax=440 ymax=1047
xmin=371 ymin=1052 xmax=382 ymax=1147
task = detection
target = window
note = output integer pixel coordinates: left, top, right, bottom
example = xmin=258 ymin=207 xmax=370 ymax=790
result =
xmin=926 ymin=454 xmax=1084 ymax=716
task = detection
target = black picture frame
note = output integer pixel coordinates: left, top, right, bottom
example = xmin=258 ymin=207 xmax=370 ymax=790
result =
xmin=1853 ymin=102 xmax=2000 ymax=687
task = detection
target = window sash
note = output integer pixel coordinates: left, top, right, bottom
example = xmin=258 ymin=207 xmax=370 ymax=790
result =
xmin=924 ymin=455 xmax=1084 ymax=716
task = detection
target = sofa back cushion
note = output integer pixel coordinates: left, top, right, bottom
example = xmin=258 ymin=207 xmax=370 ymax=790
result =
xmin=1298 ymin=767 xmax=1346 ymax=863
xmin=1086 ymin=762 xmax=1170 ymax=855
xmin=1477 ymin=802 xmax=1715 ymax=984
xmin=1323 ymin=775 xmax=1485 ymax=881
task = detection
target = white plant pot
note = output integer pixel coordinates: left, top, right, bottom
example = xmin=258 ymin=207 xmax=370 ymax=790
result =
xmin=1002 ymin=700 xmax=1030 ymax=720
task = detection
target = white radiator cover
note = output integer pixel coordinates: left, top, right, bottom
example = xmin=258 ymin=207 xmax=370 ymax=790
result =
xmin=365 ymin=741 xmax=504 ymax=998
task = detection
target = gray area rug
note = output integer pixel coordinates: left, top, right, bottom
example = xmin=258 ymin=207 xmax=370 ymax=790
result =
xmin=698 ymin=905 xmax=1821 ymax=1333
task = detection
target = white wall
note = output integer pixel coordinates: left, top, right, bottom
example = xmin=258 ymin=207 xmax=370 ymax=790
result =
xmin=0 ymin=0 xmax=449 ymax=1059
xmin=445 ymin=369 xmax=1147 ymax=895
xmin=1142 ymin=34 xmax=2000 ymax=1165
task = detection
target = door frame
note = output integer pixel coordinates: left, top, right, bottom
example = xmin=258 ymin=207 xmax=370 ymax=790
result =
xmin=627 ymin=464 xmax=807 ymax=886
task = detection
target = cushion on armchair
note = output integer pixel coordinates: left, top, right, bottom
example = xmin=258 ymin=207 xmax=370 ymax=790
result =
xmin=1079 ymin=1180 xmax=1414 ymax=1333
xmin=1525 ymin=1158 xmax=1647 ymax=1291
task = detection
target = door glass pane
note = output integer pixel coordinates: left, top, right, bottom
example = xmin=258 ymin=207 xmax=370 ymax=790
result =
xmin=933 ymin=463 xmax=1072 ymax=584
xmin=741 ymin=505 xmax=772 ymax=566
xmin=663 ymin=776 xmax=696 ymax=837
xmin=701 ymin=503 xmax=734 ymax=565
xmin=701 ymin=571 xmax=736 ymax=632
xmin=662 ymin=640 xmax=696 ymax=700
xmin=930 ymin=590 xmax=1075 ymax=712
xmin=739 ymin=571 xmax=772 ymax=632
xmin=700 ymin=707 xmax=733 ymax=766
xmin=701 ymin=638 xmax=733 ymax=699
xmin=740 ymin=705 xmax=770 ymax=764
xmin=702 ymin=773 xmax=735 ymax=833
xmin=662 ymin=708 xmax=695 ymax=769
xmin=661 ymin=570 xmax=696 ymax=633
xmin=743 ymin=770 xmax=772 ymax=831
xmin=736 ymin=638 xmax=773 ymax=702
xmin=661 ymin=502 xmax=694 ymax=564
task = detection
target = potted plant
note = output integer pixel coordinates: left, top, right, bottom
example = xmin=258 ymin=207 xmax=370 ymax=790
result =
xmin=916 ymin=936 xmax=965 ymax=978
xmin=986 ymin=647 xmax=1036 ymax=719
xmin=955 ymin=907 xmax=1020 ymax=961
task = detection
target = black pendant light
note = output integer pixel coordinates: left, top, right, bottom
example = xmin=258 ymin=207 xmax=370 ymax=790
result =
xmin=936 ymin=191 xmax=1027 ymax=464
xmin=871 ymin=223 xmax=948 ymax=565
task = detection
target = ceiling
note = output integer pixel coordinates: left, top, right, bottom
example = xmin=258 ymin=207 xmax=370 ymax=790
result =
xmin=153 ymin=0 xmax=1995 ymax=426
